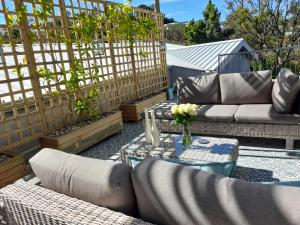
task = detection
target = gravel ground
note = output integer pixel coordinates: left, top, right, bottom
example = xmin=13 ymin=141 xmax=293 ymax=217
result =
xmin=81 ymin=121 xmax=300 ymax=183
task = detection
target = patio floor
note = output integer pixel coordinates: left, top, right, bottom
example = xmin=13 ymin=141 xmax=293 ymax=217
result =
xmin=81 ymin=121 xmax=300 ymax=183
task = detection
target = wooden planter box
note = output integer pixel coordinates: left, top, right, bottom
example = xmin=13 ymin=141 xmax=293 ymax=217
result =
xmin=40 ymin=111 xmax=123 ymax=154
xmin=0 ymin=152 xmax=27 ymax=188
xmin=120 ymin=92 xmax=167 ymax=122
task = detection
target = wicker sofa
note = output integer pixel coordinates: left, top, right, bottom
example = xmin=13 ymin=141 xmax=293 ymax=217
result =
xmin=1 ymin=149 xmax=300 ymax=225
xmin=152 ymin=69 xmax=300 ymax=149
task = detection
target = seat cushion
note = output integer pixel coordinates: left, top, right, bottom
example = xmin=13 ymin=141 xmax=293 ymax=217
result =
xmin=30 ymin=148 xmax=137 ymax=216
xmin=152 ymin=102 xmax=239 ymax=122
xmin=177 ymin=73 xmax=220 ymax=104
xmin=219 ymin=70 xmax=272 ymax=104
xmin=197 ymin=104 xmax=239 ymax=122
xmin=234 ymin=104 xmax=300 ymax=124
xmin=272 ymin=68 xmax=300 ymax=113
xmin=131 ymin=157 xmax=300 ymax=225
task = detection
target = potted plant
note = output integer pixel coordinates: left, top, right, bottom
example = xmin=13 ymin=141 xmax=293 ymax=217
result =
xmin=11 ymin=0 xmax=160 ymax=153
xmin=38 ymin=60 xmax=123 ymax=154
xmin=0 ymin=151 xmax=27 ymax=188
xmin=120 ymin=92 xmax=167 ymax=121
xmin=34 ymin=5 xmax=125 ymax=153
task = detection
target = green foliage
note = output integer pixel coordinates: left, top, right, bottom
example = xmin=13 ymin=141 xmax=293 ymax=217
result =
xmin=164 ymin=23 xmax=187 ymax=44
xmin=33 ymin=0 xmax=54 ymax=26
xmin=4 ymin=0 xmax=160 ymax=124
xmin=184 ymin=0 xmax=223 ymax=44
xmin=7 ymin=14 xmax=15 ymax=27
xmin=71 ymin=12 xmax=102 ymax=45
xmin=171 ymin=113 xmax=196 ymax=126
xmin=106 ymin=0 xmax=158 ymax=47
xmin=225 ymin=0 xmax=300 ymax=50
xmin=203 ymin=0 xmax=222 ymax=41
xmin=74 ymin=87 xmax=99 ymax=120
xmin=74 ymin=99 xmax=89 ymax=116
xmin=184 ymin=20 xmax=206 ymax=44
xmin=37 ymin=59 xmax=100 ymax=122
xmin=224 ymin=0 xmax=300 ymax=74
xmin=15 ymin=5 xmax=27 ymax=24
xmin=138 ymin=50 xmax=149 ymax=58
xmin=36 ymin=67 xmax=56 ymax=81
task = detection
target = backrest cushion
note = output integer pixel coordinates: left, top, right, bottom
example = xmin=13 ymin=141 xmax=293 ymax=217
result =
xmin=131 ymin=157 xmax=300 ymax=225
xmin=177 ymin=73 xmax=220 ymax=104
xmin=272 ymin=68 xmax=300 ymax=113
xmin=219 ymin=70 xmax=272 ymax=104
xmin=30 ymin=148 xmax=137 ymax=216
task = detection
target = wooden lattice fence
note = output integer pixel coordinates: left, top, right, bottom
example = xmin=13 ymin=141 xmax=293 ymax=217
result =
xmin=0 ymin=0 xmax=168 ymax=153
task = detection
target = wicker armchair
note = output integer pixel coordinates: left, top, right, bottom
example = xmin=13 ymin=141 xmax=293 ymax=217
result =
xmin=0 ymin=181 xmax=154 ymax=225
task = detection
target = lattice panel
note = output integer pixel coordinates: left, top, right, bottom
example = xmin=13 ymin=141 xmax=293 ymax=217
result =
xmin=0 ymin=0 xmax=168 ymax=152
xmin=0 ymin=0 xmax=44 ymax=152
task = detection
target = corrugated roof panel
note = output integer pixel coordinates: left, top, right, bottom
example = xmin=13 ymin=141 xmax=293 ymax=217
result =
xmin=202 ymin=41 xmax=239 ymax=70
xmin=166 ymin=39 xmax=254 ymax=71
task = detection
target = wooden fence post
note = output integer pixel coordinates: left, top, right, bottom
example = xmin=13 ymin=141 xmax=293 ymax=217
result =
xmin=14 ymin=0 xmax=48 ymax=135
xmin=130 ymin=45 xmax=139 ymax=100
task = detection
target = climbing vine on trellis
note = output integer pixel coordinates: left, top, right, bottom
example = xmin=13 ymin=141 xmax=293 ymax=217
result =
xmin=7 ymin=0 xmax=159 ymax=126
xmin=0 ymin=0 xmax=167 ymax=151
xmin=106 ymin=0 xmax=158 ymax=57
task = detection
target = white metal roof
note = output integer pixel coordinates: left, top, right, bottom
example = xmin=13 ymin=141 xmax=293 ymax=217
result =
xmin=166 ymin=39 xmax=254 ymax=71
xmin=166 ymin=43 xmax=184 ymax=50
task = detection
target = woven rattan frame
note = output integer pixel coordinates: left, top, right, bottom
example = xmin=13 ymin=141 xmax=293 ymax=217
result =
xmin=156 ymin=119 xmax=300 ymax=148
xmin=0 ymin=181 xmax=154 ymax=225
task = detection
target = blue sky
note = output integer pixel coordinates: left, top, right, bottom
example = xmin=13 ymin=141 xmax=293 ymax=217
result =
xmin=0 ymin=0 xmax=229 ymax=24
xmin=116 ymin=0 xmax=230 ymax=22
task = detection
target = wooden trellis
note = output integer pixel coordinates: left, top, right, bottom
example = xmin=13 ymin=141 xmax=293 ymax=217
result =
xmin=0 ymin=0 xmax=168 ymax=152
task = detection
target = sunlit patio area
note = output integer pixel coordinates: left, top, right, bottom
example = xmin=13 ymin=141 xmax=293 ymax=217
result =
xmin=82 ymin=121 xmax=300 ymax=183
xmin=1 ymin=0 xmax=300 ymax=224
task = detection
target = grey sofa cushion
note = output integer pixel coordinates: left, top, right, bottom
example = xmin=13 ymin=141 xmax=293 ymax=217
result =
xmin=235 ymin=104 xmax=300 ymax=124
xmin=177 ymin=73 xmax=220 ymax=104
xmin=272 ymin=68 xmax=300 ymax=113
xmin=220 ymin=70 xmax=272 ymax=104
xmin=29 ymin=148 xmax=137 ymax=216
xmin=132 ymin=157 xmax=300 ymax=225
xmin=197 ymin=104 xmax=239 ymax=122
xmin=153 ymin=102 xmax=239 ymax=122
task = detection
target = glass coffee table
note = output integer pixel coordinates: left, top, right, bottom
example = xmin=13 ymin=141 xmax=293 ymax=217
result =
xmin=120 ymin=133 xmax=239 ymax=177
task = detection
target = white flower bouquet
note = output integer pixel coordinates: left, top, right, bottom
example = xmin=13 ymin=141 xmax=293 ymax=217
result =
xmin=171 ymin=103 xmax=198 ymax=147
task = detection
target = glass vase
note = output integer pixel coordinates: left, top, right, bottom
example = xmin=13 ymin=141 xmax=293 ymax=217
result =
xmin=182 ymin=124 xmax=192 ymax=149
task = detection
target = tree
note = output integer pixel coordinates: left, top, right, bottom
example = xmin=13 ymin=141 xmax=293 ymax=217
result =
xmin=184 ymin=19 xmax=207 ymax=44
xmin=184 ymin=0 xmax=223 ymax=44
xmin=165 ymin=23 xmax=188 ymax=44
xmin=203 ymin=0 xmax=222 ymax=41
xmin=164 ymin=17 xmax=175 ymax=24
xmin=224 ymin=0 xmax=300 ymax=73
xmin=225 ymin=0 xmax=300 ymax=50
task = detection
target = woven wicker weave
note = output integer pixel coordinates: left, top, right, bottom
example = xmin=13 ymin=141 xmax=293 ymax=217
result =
xmin=151 ymin=101 xmax=300 ymax=149
xmin=0 ymin=181 xmax=154 ymax=225
xmin=154 ymin=119 xmax=300 ymax=150
xmin=156 ymin=119 xmax=300 ymax=140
